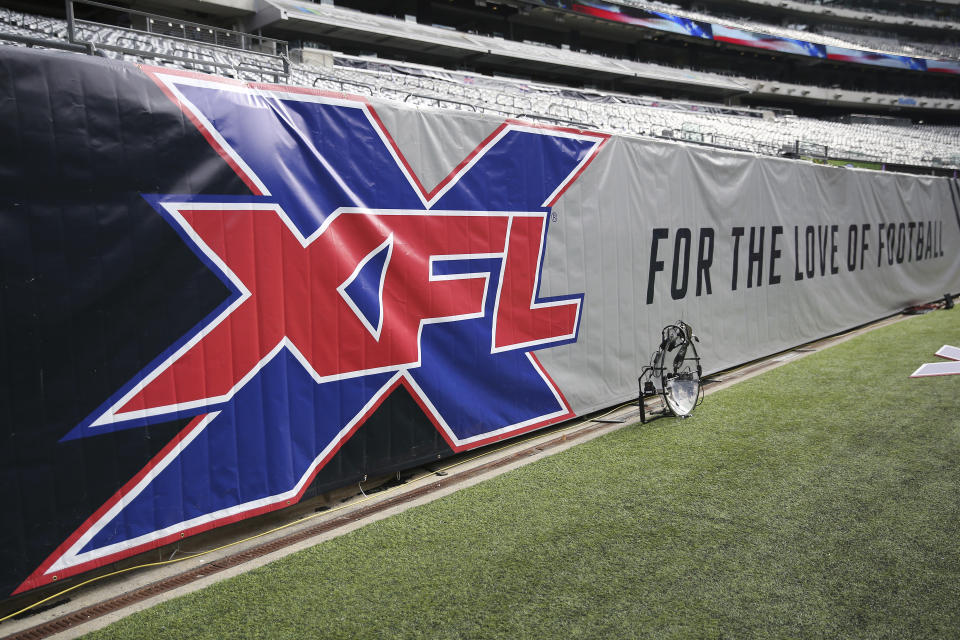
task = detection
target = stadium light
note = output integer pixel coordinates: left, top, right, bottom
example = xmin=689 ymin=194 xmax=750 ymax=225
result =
xmin=638 ymin=321 xmax=704 ymax=423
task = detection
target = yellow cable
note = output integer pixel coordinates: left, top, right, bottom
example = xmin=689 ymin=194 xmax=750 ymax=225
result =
xmin=1 ymin=401 xmax=639 ymax=624
xmin=0 ymin=480 xmax=402 ymax=624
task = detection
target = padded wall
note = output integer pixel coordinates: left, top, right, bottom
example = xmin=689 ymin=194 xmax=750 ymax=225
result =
xmin=1 ymin=47 xmax=958 ymax=597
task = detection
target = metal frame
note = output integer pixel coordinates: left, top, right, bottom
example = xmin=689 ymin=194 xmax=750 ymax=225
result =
xmin=63 ymin=0 xmax=290 ymax=81
xmin=638 ymin=321 xmax=704 ymax=424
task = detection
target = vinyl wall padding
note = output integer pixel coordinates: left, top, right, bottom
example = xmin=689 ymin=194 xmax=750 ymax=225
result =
xmin=1 ymin=47 xmax=958 ymax=597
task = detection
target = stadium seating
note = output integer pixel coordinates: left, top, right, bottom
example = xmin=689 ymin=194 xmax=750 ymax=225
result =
xmin=293 ymin=56 xmax=960 ymax=167
xmin=1 ymin=4 xmax=958 ymax=171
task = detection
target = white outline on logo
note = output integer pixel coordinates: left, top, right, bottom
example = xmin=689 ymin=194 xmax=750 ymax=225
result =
xmin=337 ymin=233 xmax=394 ymax=341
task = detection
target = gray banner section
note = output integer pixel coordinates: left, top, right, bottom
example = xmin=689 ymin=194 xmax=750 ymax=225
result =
xmin=539 ymin=136 xmax=960 ymax=414
xmin=368 ymin=97 xmax=501 ymax=194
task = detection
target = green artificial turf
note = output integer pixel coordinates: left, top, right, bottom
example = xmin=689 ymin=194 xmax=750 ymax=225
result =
xmin=86 ymin=310 xmax=960 ymax=639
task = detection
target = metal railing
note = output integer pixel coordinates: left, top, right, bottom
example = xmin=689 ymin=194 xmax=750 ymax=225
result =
xmin=405 ymin=92 xmax=478 ymax=112
xmin=312 ymin=75 xmax=374 ymax=96
xmin=65 ymin=0 xmax=290 ymax=82
xmin=518 ymin=112 xmax=593 ymax=129
xmin=0 ymin=29 xmax=95 ymax=54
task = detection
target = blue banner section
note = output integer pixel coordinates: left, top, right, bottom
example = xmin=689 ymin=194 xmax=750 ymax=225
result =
xmin=79 ymin=356 xmax=397 ymax=554
xmin=174 ymin=84 xmax=425 ymax=229
xmin=433 ymin=129 xmax=598 ymax=211
xmin=408 ymin=257 xmax=568 ymax=441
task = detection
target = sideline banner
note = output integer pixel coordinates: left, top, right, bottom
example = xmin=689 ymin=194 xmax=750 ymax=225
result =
xmin=1 ymin=48 xmax=958 ymax=597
